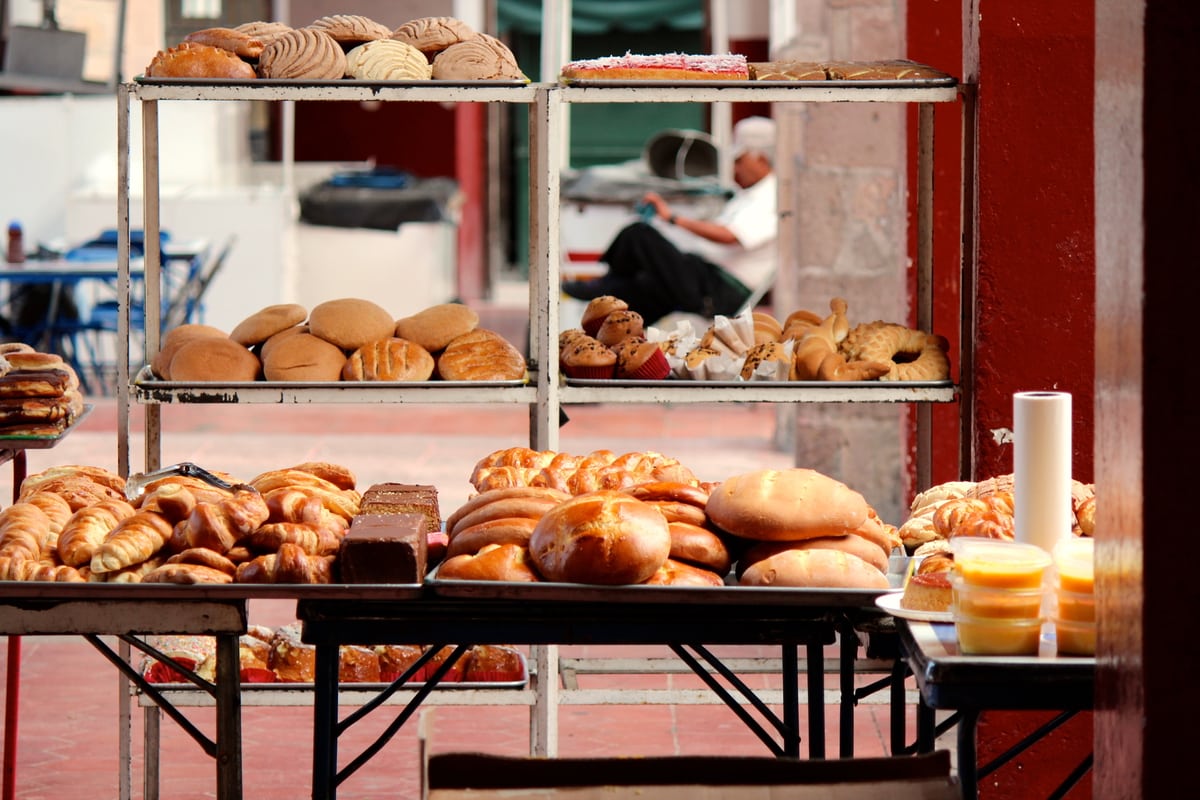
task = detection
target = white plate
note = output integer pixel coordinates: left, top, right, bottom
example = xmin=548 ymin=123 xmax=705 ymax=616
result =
xmin=874 ymin=591 xmax=953 ymax=623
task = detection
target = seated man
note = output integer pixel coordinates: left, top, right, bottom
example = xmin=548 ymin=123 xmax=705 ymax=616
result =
xmin=563 ymin=116 xmax=778 ymax=325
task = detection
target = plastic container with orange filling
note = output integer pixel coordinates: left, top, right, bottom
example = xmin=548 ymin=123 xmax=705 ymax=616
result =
xmin=1053 ymin=586 xmax=1096 ymax=622
xmin=1053 ymin=536 xmax=1094 ymax=594
xmin=951 ymin=537 xmax=1052 ymax=589
xmin=1053 ymin=617 xmax=1096 ymax=655
xmin=951 ymin=576 xmax=1045 ymax=619
xmin=955 ymin=613 xmax=1044 ymax=656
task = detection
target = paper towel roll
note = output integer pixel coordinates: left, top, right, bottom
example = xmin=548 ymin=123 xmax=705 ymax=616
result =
xmin=1013 ymin=391 xmax=1073 ymax=552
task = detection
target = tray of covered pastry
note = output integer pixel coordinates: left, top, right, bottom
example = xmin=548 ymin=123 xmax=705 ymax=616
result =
xmin=139 ymin=626 xmax=528 ymax=688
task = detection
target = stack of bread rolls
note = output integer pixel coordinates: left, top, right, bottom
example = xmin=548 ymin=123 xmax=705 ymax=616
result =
xmin=0 ymin=461 xmax=361 ymax=584
xmin=0 ymin=344 xmax=86 ymax=438
xmin=144 ymin=14 xmax=525 ymax=81
xmin=149 ymin=300 xmax=526 ymax=383
xmin=441 ymin=450 xmax=893 ymax=590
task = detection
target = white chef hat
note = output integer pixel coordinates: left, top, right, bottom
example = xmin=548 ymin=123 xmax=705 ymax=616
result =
xmin=731 ymin=116 xmax=777 ymax=161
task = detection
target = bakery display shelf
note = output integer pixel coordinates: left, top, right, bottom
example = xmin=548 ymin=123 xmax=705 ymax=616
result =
xmin=556 ymin=80 xmax=959 ymax=104
xmin=132 ymin=367 xmax=535 ymax=404
xmin=129 ymin=78 xmax=538 ymax=103
xmin=560 ymin=380 xmax=957 ymax=405
xmin=0 ymin=404 xmax=93 ymax=447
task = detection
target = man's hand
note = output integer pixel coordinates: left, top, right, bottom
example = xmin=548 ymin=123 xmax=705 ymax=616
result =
xmin=642 ymin=192 xmax=672 ymax=221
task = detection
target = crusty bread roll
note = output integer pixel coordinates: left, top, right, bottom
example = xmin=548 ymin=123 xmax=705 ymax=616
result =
xmin=667 ymin=521 xmax=732 ymax=574
xmin=183 ymin=27 xmax=265 ymax=60
xmin=706 ymin=468 xmax=870 ymax=541
xmin=152 ymin=324 xmax=230 ymax=379
xmin=167 ymin=337 xmax=261 ymax=382
xmin=308 ymin=298 xmax=396 ymax=351
xmin=230 ymin=304 xmax=307 ymax=347
xmin=738 ymin=548 xmax=890 ymax=590
xmin=435 ymin=329 xmax=526 ymax=381
xmin=261 ymin=332 xmax=346 ymax=381
xmin=643 ymin=558 xmax=725 ymax=587
xmin=446 ymin=517 xmax=538 ymax=559
xmin=342 ymin=338 xmax=434 ymax=381
xmin=145 ymin=42 xmax=257 ymax=79
xmin=436 ymin=542 xmax=541 ymax=582
xmin=259 ymin=324 xmax=308 ymax=363
xmin=443 ymin=486 xmax=570 ymax=534
xmin=393 ymin=303 xmax=480 ymax=352
xmin=738 ymin=534 xmax=890 ymax=578
xmin=528 ymin=490 xmax=670 ymax=585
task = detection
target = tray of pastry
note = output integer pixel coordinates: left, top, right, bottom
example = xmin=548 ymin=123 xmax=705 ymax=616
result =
xmin=134 ymin=366 xmax=529 ymax=390
xmin=135 ymin=77 xmax=531 ymax=87
xmin=564 ymin=378 xmax=954 ymax=388
xmin=0 ymin=404 xmax=93 ymax=447
xmin=560 ymin=77 xmax=957 ymax=89
xmin=0 ymin=582 xmax=427 ymax=601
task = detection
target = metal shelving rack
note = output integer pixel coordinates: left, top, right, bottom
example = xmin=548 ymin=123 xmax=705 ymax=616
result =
xmin=114 ymin=73 xmax=963 ymax=768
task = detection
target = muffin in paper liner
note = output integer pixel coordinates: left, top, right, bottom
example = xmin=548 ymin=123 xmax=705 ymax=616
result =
xmin=614 ymin=339 xmax=671 ymax=380
xmin=416 ymin=645 xmax=464 ymax=682
xmin=462 ymin=644 xmax=526 ymax=683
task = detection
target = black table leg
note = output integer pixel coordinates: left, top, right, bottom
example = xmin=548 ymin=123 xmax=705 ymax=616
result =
xmin=805 ymin=640 xmax=825 ymax=759
xmin=781 ymin=643 xmax=800 ymax=758
xmin=312 ymin=644 xmax=340 ymax=800
xmin=839 ymin=624 xmax=857 ymax=757
xmin=214 ymin=633 xmax=242 ymax=800
xmin=890 ymin=657 xmax=909 ymax=754
xmin=957 ymin=708 xmax=980 ymax=800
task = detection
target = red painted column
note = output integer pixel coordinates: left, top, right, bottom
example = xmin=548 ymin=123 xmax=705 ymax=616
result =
xmin=908 ymin=2 xmax=1096 ymax=797
xmin=455 ymin=103 xmax=487 ymax=302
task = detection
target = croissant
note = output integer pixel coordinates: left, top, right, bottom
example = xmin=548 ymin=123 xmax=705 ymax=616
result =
xmin=241 ymin=522 xmax=343 ymax=556
xmin=92 ymin=555 xmax=166 ymax=583
xmin=133 ymin=475 xmax=234 ymax=508
xmin=57 ymin=498 xmax=137 ymax=567
xmin=17 ymin=475 xmax=123 ymax=511
xmin=138 ymin=484 xmax=200 ymax=524
xmin=263 ymin=487 xmax=348 ymax=534
xmin=142 ymin=562 xmax=234 ymax=585
xmin=19 ymin=464 xmax=126 ymax=496
xmin=0 ymin=503 xmax=54 ymax=562
xmin=90 ymin=510 xmax=175 ymax=574
xmin=235 ymin=542 xmax=334 ymax=584
xmin=249 ymin=470 xmax=361 ymax=520
xmin=21 ymin=491 xmax=75 ymax=534
xmin=165 ymin=547 xmax=238 ymax=576
xmin=184 ymin=489 xmax=270 ymax=553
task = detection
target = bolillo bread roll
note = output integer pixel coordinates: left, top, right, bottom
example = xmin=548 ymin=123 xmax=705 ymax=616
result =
xmin=705 ymin=468 xmax=870 ymax=542
xmin=739 ymin=548 xmax=890 ymax=590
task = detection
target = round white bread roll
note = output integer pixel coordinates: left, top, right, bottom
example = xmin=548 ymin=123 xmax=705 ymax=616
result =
xmin=705 ymin=468 xmax=870 ymax=541
xmin=738 ymin=548 xmax=890 ymax=590
xmin=643 ymin=558 xmax=725 ymax=587
xmin=529 ymin=490 xmax=670 ymax=585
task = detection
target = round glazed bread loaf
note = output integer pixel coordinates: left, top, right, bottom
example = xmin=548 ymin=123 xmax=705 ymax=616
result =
xmin=394 ymin=303 xmax=480 ymax=352
xmin=738 ymin=534 xmax=890 ymax=578
xmin=436 ymin=329 xmax=526 ymax=381
xmin=643 ymin=558 xmax=725 ymax=586
xmin=529 ymin=490 xmax=671 ymax=585
xmin=738 ymin=548 xmax=890 ymax=589
xmin=705 ymin=468 xmax=870 ymax=541
xmin=308 ymin=298 xmax=396 ymax=351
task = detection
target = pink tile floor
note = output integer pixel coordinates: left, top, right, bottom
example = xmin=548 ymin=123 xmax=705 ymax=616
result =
xmin=1 ymin=400 xmax=922 ymax=799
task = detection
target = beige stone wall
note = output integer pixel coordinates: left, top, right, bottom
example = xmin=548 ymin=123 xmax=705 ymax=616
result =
xmin=775 ymin=1 xmax=911 ymax=525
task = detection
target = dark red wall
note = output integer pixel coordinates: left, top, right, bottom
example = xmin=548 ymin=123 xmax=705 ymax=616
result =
xmin=908 ymin=2 xmax=1096 ymax=797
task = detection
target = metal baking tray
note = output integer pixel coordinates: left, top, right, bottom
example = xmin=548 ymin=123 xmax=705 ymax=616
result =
xmin=565 ymin=378 xmax=954 ymax=389
xmin=427 ymin=575 xmax=892 ymax=609
xmin=0 ymin=404 xmax=93 ymax=448
xmin=560 ymin=77 xmax=958 ymax=89
xmin=0 ymin=582 xmax=426 ymax=601
xmin=135 ymin=77 xmax=531 ymax=88
xmin=145 ymin=651 xmax=529 ymax=691
xmin=133 ymin=365 xmax=528 ymax=390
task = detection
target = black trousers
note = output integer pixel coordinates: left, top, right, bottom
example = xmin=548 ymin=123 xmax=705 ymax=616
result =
xmin=573 ymin=222 xmax=750 ymax=325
